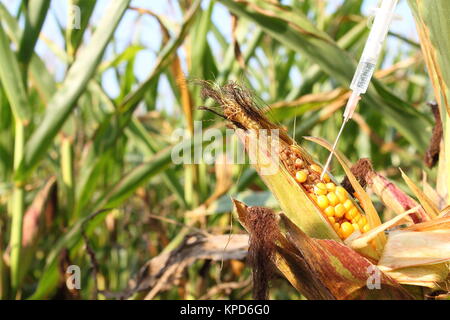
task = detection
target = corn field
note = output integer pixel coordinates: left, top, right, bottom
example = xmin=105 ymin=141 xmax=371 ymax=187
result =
xmin=0 ymin=0 xmax=449 ymax=301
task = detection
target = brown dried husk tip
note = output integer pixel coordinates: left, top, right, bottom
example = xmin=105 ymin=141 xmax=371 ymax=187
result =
xmin=237 ymin=204 xmax=280 ymax=300
xmin=340 ymin=158 xmax=373 ymax=195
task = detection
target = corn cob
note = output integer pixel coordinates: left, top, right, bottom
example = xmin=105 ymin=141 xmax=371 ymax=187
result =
xmin=201 ymin=82 xmax=370 ymax=240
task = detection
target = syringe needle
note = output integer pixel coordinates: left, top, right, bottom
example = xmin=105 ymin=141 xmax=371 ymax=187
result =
xmin=320 ymin=118 xmax=348 ymax=181
xmin=320 ymin=0 xmax=398 ymax=181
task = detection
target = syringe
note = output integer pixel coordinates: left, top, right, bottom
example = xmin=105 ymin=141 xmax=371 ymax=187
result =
xmin=321 ymin=0 xmax=399 ymax=180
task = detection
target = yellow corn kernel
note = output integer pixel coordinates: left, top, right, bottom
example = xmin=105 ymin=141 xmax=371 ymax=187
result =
xmin=348 ymin=207 xmax=359 ymax=219
xmin=326 ymin=183 xmax=336 ymax=191
xmin=344 ymin=206 xmax=358 ymax=220
xmin=335 ymin=204 xmax=345 ymax=218
xmin=327 ymin=192 xmax=339 ymax=206
xmin=295 ymin=158 xmax=304 ymax=168
xmin=343 ymin=199 xmax=353 ymax=211
xmin=352 ymin=213 xmax=361 ymax=222
xmin=363 ymin=224 xmax=370 ymax=233
xmin=344 ymin=211 xmax=352 ymax=221
xmin=322 ymin=173 xmax=331 ymax=183
xmin=335 ymin=186 xmax=348 ymax=202
xmin=341 ymin=222 xmax=354 ymax=238
xmin=295 ymin=171 xmax=308 ymax=183
xmin=358 ymin=216 xmax=367 ymax=229
xmin=360 ymin=215 xmax=367 ymax=225
xmin=333 ymin=223 xmax=340 ymax=231
xmin=352 ymin=223 xmax=360 ymax=232
xmin=317 ymin=195 xmax=329 ymax=209
xmin=310 ymin=164 xmax=322 ymax=174
xmin=324 ymin=206 xmax=335 ymax=217
xmin=328 ymin=216 xmax=335 ymax=224
xmin=314 ymin=183 xmax=327 ymax=195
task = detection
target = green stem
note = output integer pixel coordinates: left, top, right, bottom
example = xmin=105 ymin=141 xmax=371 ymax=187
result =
xmin=61 ymin=137 xmax=75 ymax=223
xmin=9 ymin=119 xmax=25 ymax=295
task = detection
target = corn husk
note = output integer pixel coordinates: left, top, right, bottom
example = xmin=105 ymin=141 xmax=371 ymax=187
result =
xmin=348 ymin=206 xmax=421 ymax=251
xmin=377 ymin=217 xmax=450 ymax=288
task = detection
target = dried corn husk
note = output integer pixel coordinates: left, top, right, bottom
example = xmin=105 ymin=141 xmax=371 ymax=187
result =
xmin=377 ymin=217 xmax=450 ymax=288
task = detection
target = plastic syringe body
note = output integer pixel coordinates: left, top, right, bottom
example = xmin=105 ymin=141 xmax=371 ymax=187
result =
xmin=343 ymin=0 xmax=399 ymax=121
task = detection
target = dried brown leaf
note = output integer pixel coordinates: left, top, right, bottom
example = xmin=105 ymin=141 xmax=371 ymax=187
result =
xmin=424 ymin=102 xmax=443 ymax=168
xmin=136 ymin=233 xmax=248 ymax=299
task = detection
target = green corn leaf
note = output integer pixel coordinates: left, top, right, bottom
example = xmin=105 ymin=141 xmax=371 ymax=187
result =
xmin=0 ymin=3 xmax=56 ymax=104
xmin=0 ymin=23 xmax=30 ymax=122
xmin=127 ymin=119 xmax=187 ymax=208
xmin=18 ymin=0 xmax=50 ymax=68
xmin=15 ymin=0 xmax=131 ymax=182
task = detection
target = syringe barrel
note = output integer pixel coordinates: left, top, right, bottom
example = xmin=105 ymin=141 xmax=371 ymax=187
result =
xmin=349 ymin=0 xmax=398 ymax=94
xmin=349 ymin=59 xmax=376 ymax=94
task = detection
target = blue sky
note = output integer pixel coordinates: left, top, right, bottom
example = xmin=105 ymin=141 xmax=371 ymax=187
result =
xmin=2 ymin=0 xmax=418 ymax=111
